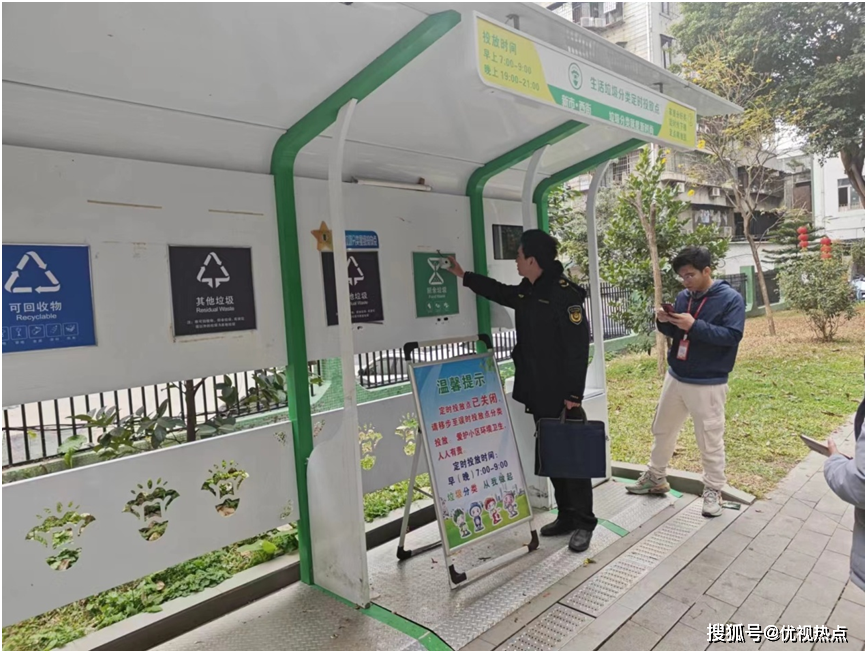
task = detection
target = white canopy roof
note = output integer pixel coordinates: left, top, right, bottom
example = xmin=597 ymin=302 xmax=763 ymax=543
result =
xmin=2 ymin=2 xmax=740 ymax=199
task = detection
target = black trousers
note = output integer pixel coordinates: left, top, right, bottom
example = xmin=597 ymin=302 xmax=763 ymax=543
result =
xmin=551 ymin=477 xmax=597 ymax=531
xmin=534 ymin=410 xmax=597 ymax=532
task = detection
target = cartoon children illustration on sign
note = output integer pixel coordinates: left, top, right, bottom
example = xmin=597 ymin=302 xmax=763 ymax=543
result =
xmin=503 ymin=491 xmax=520 ymax=518
xmin=485 ymin=497 xmax=503 ymax=526
xmin=453 ymin=508 xmax=472 ymax=538
xmin=468 ymin=502 xmax=485 ymax=532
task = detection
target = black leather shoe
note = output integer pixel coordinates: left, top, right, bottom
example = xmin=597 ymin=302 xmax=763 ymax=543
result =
xmin=568 ymin=529 xmax=593 ymax=553
xmin=540 ymin=518 xmax=577 ymax=537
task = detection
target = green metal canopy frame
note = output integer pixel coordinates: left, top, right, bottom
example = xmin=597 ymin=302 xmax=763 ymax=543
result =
xmin=270 ymin=7 xmax=646 ymax=587
xmin=465 ymin=121 xmax=587 ymax=341
xmin=270 ymin=10 xmax=461 ymax=585
xmin=532 ymin=138 xmax=646 ymax=233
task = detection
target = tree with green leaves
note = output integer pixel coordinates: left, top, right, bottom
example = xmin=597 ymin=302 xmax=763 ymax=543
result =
xmin=764 ymin=212 xmax=821 ymax=269
xmin=673 ymin=2 xmax=865 ymax=205
xmin=778 ymin=253 xmax=857 ymax=341
xmin=677 ymin=40 xmax=789 ymax=335
xmin=548 ymin=182 xmax=617 ymax=282
xmin=601 ymin=147 xmax=729 ymax=374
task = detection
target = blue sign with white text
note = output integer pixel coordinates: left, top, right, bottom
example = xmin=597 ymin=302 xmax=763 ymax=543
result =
xmin=2 ymin=245 xmax=96 ymax=353
xmin=346 ymin=230 xmax=379 ymax=250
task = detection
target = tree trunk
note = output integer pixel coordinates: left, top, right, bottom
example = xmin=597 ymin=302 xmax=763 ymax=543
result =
xmin=646 ymin=227 xmax=668 ymax=375
xmin=745 ymin=229 xmax=776 ymax=336
xmin=184 ymin=379 xmax=197 ymax=442
xmin=840 ymin=146 xmax=865 ymax=208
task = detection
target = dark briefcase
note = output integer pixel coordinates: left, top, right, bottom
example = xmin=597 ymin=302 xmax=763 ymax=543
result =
xmin=536 ymin=408 xmax=608 ymax=479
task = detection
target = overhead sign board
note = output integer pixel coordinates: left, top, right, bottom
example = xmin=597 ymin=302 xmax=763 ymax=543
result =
xmin=475 ymin=13 xmax=697 ymax=149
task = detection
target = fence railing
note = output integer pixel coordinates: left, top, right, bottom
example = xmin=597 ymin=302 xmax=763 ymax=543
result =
xmin=2 ymin=363 xmax=321 ymax=469
xmin=6 ymin=273 xmax=766 ymax=469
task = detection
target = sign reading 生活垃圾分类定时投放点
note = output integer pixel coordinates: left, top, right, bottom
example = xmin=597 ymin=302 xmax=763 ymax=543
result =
xmin=474 ymin=13 xmax=697 ymax=150
xmin=2 ymin=244 xmax=97 ymax=354
xmin=410 ymin=353 xmax=532 ymax=553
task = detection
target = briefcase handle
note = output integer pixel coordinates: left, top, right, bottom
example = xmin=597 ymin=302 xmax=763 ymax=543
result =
xmin=559 ymin=406 xmax=588 ymax=424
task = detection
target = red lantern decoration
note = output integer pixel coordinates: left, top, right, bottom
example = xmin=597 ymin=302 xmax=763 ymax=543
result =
xmin=820 ymin=236 xmax=833 ymax=259
xmin=798 ymin=233 xmax=809 ymax=242
xmin=800 ymin=241 xmax=809 ymax=249
xmin=797 ymin=226 xmax=809 ymax=235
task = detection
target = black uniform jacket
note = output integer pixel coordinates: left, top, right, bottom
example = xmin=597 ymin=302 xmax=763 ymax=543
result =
xmin=463 ymin=266 xmax=591 ymax=418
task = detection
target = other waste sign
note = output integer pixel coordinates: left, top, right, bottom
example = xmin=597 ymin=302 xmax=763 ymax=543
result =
xmin=169 ymin=246 xmax=257 ymax=336
xmin=2 ymin=244 xmax=96 ymax=353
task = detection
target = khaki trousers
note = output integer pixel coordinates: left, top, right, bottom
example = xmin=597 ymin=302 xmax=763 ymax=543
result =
xmin=649 ymin=373 xmax=729 ymax=490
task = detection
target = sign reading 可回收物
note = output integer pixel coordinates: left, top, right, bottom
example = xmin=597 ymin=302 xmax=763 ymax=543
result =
xmin=2 ymin=244 xmax=97 ymax=354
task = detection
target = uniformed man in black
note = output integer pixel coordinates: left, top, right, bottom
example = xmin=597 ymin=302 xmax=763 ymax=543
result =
xmin=446 ymin=229 xmax=596 ymax=553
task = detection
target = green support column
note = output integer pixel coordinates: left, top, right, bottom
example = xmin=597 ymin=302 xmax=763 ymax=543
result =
xmin=533 ymin=138 xmax=645 ymax=233
xmin=740 ymin=264 xmax=757 ymax=312
xmin=466 ymin=121 xmax=587 ymax=342
xmin=270 ymin=10 xmax=461 ymax=585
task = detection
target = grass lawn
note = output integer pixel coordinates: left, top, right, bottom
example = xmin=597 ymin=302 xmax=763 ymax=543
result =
xmin=608 ymin=306 xmax=865 ymax=498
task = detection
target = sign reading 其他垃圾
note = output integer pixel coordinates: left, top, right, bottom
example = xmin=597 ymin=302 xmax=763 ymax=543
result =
xmin=168 ymin=246 xmax=257 ymax=337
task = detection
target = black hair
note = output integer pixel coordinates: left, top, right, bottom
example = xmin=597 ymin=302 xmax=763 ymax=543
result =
xmin=671 ymin=246 xmax=712 ymax=273
xmin=519 ymin=229 xmax=559 ymax=270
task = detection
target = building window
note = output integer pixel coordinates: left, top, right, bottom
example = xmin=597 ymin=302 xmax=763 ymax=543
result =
xmin=492 ymin=225 xmax=523 ymax=260
xmin=838 ymin=178 xmax=860 ymax=210
xmin=661 ymin=2 xmax=671 ymax=15
xmin=615 ymin=40 xmax=628 ymax=48
xmin=661 ymin=35 xmax=675 ymax=69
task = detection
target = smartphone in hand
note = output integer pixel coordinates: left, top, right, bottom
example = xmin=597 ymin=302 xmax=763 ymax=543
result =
xmin=661 ymin=303 xmax=675 ymax=314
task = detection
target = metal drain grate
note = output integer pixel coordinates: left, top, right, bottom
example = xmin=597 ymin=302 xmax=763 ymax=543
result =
xmin=499 ymin=604 xmax=593 ymax=651
xmin=561 ymin=501 xmax=707 ymax=617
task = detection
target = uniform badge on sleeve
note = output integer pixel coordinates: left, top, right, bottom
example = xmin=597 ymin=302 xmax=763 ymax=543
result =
xmin=568 ymin=305 xmax=583 ymax=324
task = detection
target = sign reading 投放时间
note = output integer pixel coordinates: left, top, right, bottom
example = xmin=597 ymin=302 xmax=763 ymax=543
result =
xmin=474 ymin=13 xmax=696 ymax=149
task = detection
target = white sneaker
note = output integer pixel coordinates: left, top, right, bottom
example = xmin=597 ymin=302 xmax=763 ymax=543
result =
xmin=702 ymin=487 xmax=723 ymax=517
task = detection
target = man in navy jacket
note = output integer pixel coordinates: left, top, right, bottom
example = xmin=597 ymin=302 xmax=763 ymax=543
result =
xmin=627 ymin=246 xmax=746 ymax=517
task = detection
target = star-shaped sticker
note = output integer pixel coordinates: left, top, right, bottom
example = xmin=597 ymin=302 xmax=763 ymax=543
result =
xmin=311 ymin=221 xmax=333 ymax=252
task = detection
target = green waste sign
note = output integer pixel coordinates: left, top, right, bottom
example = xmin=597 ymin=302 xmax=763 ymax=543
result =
xmin=413 ymin=252 xmax=459 ymax=318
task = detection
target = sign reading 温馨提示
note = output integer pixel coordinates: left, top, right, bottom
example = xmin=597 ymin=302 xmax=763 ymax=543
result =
xmin=410 ymin=354 xmax=531 ymax=552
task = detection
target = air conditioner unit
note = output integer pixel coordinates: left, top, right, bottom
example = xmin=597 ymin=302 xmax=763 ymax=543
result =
xmin=676 ymin=183 xmax=686 ymax=193
xmin=580 ymin=16 xmax=605 ymax=28
xmin=711 ymin=187 xmax=722 ymax=197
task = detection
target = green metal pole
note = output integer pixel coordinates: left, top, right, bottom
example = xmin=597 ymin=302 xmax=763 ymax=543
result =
xmin=466 ymin=121 xmax=587 ymax=344
xmin=270 ymin=10 xmax=461 ymax=585
xmin=533 ymin=139 xmax=645 ymax=233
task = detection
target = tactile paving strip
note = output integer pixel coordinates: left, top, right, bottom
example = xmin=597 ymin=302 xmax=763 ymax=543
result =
xmin=561 ymin=500 xmax=706 ymax=617
xmin=498 ymin=604 xmax=593 ymax=651
xmin=368 ymin=495 xmax=633 ymax=651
